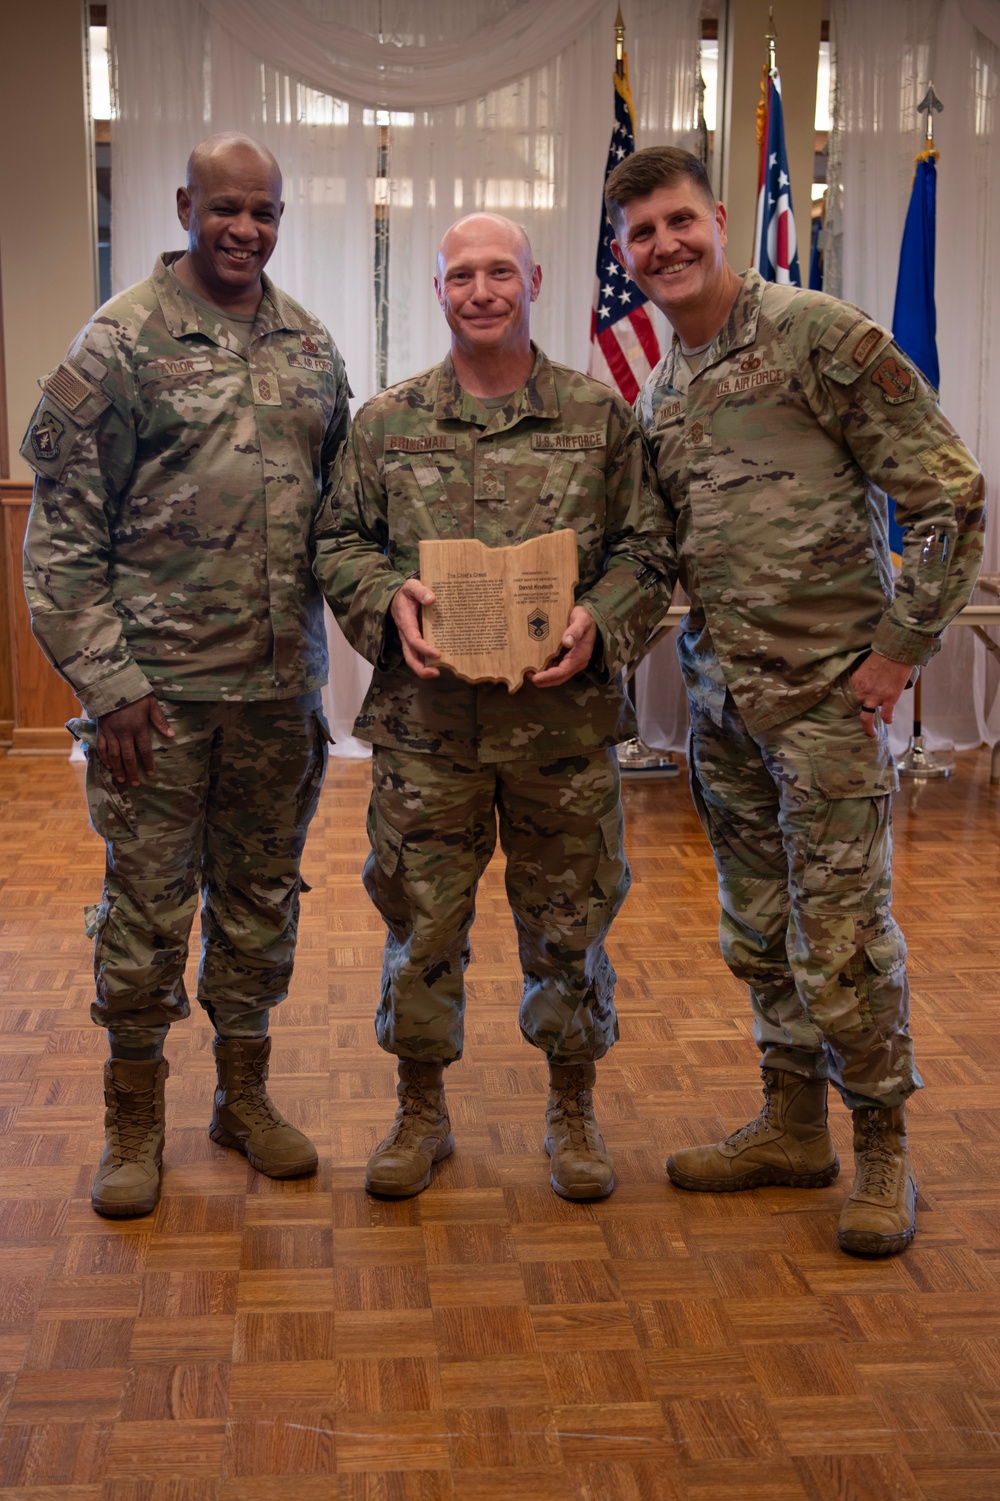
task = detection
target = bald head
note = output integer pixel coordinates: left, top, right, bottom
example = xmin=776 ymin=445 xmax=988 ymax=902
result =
xmin=185 ymin=133 xmax=282 ymax=198
xmin=436 ymin=214 xmax=534 ymax=279
xmin=434 ymin=213 xmax=542 ymax=380
xmin=174 ymin=133 xmax=284 ymax=314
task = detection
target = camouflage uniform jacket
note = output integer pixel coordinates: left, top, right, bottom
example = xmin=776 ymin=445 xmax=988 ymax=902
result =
xmin=314 ymin=347 xmax=674 ymax=762
xmin=638 ymin=269 xmax=985 ymax=733
xmin=21 ymin=252 xmax=351 ymax=716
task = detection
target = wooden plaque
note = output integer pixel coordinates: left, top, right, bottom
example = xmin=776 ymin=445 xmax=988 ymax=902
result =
xmin=418 ymin=529 xmax=579 ymax=692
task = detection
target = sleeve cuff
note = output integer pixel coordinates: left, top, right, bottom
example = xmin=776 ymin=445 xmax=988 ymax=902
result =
xmin=870 ymin=616 xmax=944 ymax=668
xmin=81 ymin=663 xmax=155 ymax=718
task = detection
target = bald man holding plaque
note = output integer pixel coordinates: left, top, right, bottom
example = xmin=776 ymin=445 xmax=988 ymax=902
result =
xmin=314 ymin=213 xmax=674 ymax=1201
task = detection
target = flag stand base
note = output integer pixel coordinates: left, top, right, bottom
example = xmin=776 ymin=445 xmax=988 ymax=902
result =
xmin=616 ymin=738 xmax=680 ymax=779
xmin=897 ymin=733 xmax=953 ymax=779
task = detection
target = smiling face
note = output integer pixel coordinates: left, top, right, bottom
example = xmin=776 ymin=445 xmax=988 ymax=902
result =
xmin=434 ymin=215 xmax=541 ymax=360
xmin=175 ymin=140 xmax=284 ymax=311
xmin=611 ymin=181 xmax=730 ymax=328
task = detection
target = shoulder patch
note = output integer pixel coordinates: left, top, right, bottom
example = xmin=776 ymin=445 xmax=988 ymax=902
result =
xmin=44 ymin=362 xmax=97 ymax=415
xmin=29 ymin=409 xmax=66 ymax=463
xmin=37 ymin=360 xmax=112 ymax=430
xmin=851 ymin=325 xmax=885 ymax=367
xmin=871 ymin=355 xmax=916 ymax=406
xmin=384 ymin=436 xmax=457 ymax=453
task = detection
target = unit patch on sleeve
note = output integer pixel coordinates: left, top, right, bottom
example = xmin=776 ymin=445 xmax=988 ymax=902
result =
xmin=30 ymin=410 xmax=67 ymax=462
xmin=871 ymin=356 xmax=916 ymax=406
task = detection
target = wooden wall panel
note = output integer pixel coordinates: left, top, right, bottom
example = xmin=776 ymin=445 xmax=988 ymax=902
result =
xmin=1 ymin=479 xmax=79 ymax=753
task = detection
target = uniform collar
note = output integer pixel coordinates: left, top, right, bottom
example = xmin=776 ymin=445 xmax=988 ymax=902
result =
xmin=432 ymin=343 xmax=561 ymax=430
xmin=151 ymin=250 xmax=308 ymax=342
xmin=666 ymin=268 xmax=765 ymax=378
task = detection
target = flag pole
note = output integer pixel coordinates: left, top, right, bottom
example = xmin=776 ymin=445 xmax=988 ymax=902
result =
xmin=896 ymin=81 xmax=951 ymax=781
xmin=608 ymin=4 xmax=677 ymax=780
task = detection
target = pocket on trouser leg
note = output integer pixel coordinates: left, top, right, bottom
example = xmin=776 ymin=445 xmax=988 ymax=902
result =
xmin=363 ymin=799 xmax=410 ymax=940
xmin=294 ymin=709 xmax=333 ymax=828
xmin=586 ymin=806 xmax=632 ymax=939
xmin=852 ymin=918 xmax=910 ymax=1033
xmin=71 ymin=719 xmax=140 ymax=844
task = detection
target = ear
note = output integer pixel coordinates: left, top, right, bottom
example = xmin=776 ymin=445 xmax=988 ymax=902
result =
xmin=529 ymin=263 xmax=542 ymax=302
xmin=433 ymin=274 xmax=445 ymax=309
xmin=176 ymin=186 xmax=192 ymax=232
xmin=715 ymin=200 xmax=728 ymax=249
xmin=611 ymin=238 xmax=628 ymax=273
xmin=278 ymin=201 xmax=286 ymax=222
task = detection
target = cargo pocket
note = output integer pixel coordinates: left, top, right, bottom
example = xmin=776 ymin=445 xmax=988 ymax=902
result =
xmin=295 ymin=708 xmax=334 ymax=825
xmin=586 ymin=805 xmax=631 ymax=938
xmin=70 ymin=718 xmax=139 ymax=843
xmin=368 ymin=800 xmax=404 ymax=878
xmin=853 ymin=919 xmax=908 ymax=1028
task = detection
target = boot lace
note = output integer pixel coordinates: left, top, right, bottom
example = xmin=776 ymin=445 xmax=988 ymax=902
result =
xmin=239 ymin=1053 xmax=287 ymax=1134
xmin=384 ymin=1085 xmax=444 ymax=1149
xmin=854 ymin=1110 xmax=897 ymax=1199
xmin=550 ymin=1086 xmax=602 ymax=1152
xmin=724 ymin=1079 xmax=776 ymax=1149
xmin=111 ymin=1087 xmax=158 ymax=1162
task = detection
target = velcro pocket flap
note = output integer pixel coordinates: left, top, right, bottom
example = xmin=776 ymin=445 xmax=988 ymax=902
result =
xmin=813 ymin=749 xmax=897 ymax=799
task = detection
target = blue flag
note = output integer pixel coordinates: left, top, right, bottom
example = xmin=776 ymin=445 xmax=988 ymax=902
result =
xmin=892 ymin=153 xmax=939 ymax=389
xmin=887 ymin=150 xmax=939 ymax=565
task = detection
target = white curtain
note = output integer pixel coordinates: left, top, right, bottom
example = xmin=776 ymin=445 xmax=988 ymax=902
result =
xmin=109 ymin=0 xmax=702 ymax=753
xmin=827 ymin=0 xmax=1000 ymax=755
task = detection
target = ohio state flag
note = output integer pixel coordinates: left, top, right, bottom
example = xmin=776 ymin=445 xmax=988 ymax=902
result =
xmin=588 ymin=56 xmax=660 ymax=403
xmin=753 ymin=67 xmax=801 ymax=286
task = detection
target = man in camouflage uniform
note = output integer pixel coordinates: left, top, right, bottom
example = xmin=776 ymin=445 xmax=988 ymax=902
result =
xmin=606 ymin=146 xmax=984 ymax=1255
xmin=314 ymin=213 xmax=673 ymax=1201
xmin=21 ymin=133 xmax=351 ymax=1217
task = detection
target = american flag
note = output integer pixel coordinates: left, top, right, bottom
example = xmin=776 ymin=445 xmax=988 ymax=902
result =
xmin=752 ymin=66 xmax=801 ymax=286
xmin=588 ymin=58 xmax=661 ymax=404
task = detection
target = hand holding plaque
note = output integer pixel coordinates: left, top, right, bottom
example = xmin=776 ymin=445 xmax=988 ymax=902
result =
xmin=418 ymin=529 xmax=579 ymax=691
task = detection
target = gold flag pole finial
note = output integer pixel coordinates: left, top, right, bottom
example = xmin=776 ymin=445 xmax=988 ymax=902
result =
xmin=766 ymin=7 xmax=777 ymax=72
xmin=614 ymin=3 xmax=625 ymax=79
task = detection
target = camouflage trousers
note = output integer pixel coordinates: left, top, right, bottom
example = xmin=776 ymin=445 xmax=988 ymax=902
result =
xmin=364 ymin=745 xmax=631 ymax=1064
xmin=688 ymin=679 xmax=921 ymax=1109
xmin=71 ymin=693 xmax=330 ymax=1032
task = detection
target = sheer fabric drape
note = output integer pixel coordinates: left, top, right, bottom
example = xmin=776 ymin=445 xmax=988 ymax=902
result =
xmin=827 ymin=0 xmax=1000 ymax=755
xmin=109 ymin=0 xmax=701 ymax=753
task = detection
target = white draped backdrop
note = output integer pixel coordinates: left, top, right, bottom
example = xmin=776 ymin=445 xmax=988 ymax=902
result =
xmin=109 ymin=0 xmax=998 ymax=758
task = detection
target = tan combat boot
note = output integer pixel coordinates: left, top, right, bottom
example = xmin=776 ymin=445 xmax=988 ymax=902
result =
xmin=666 ymin=1068 xmax=839 ymax=1191
xmin=838 ymin=1105 xmax=917 ymax=1256
xmin=544 ymin=1061 xmax=615 ymax=1200
xmin=365 ymin=1059 xmax=454 ymax=1197
xmin=209 ymin=1035 xmax=318 ymax=1178
xmin=91 ymin=1057 xmax=169 ymax=1218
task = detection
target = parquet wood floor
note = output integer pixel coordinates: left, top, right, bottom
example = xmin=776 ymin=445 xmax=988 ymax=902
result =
xmin=0 ymin=746 xmax=998 ymax=1501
